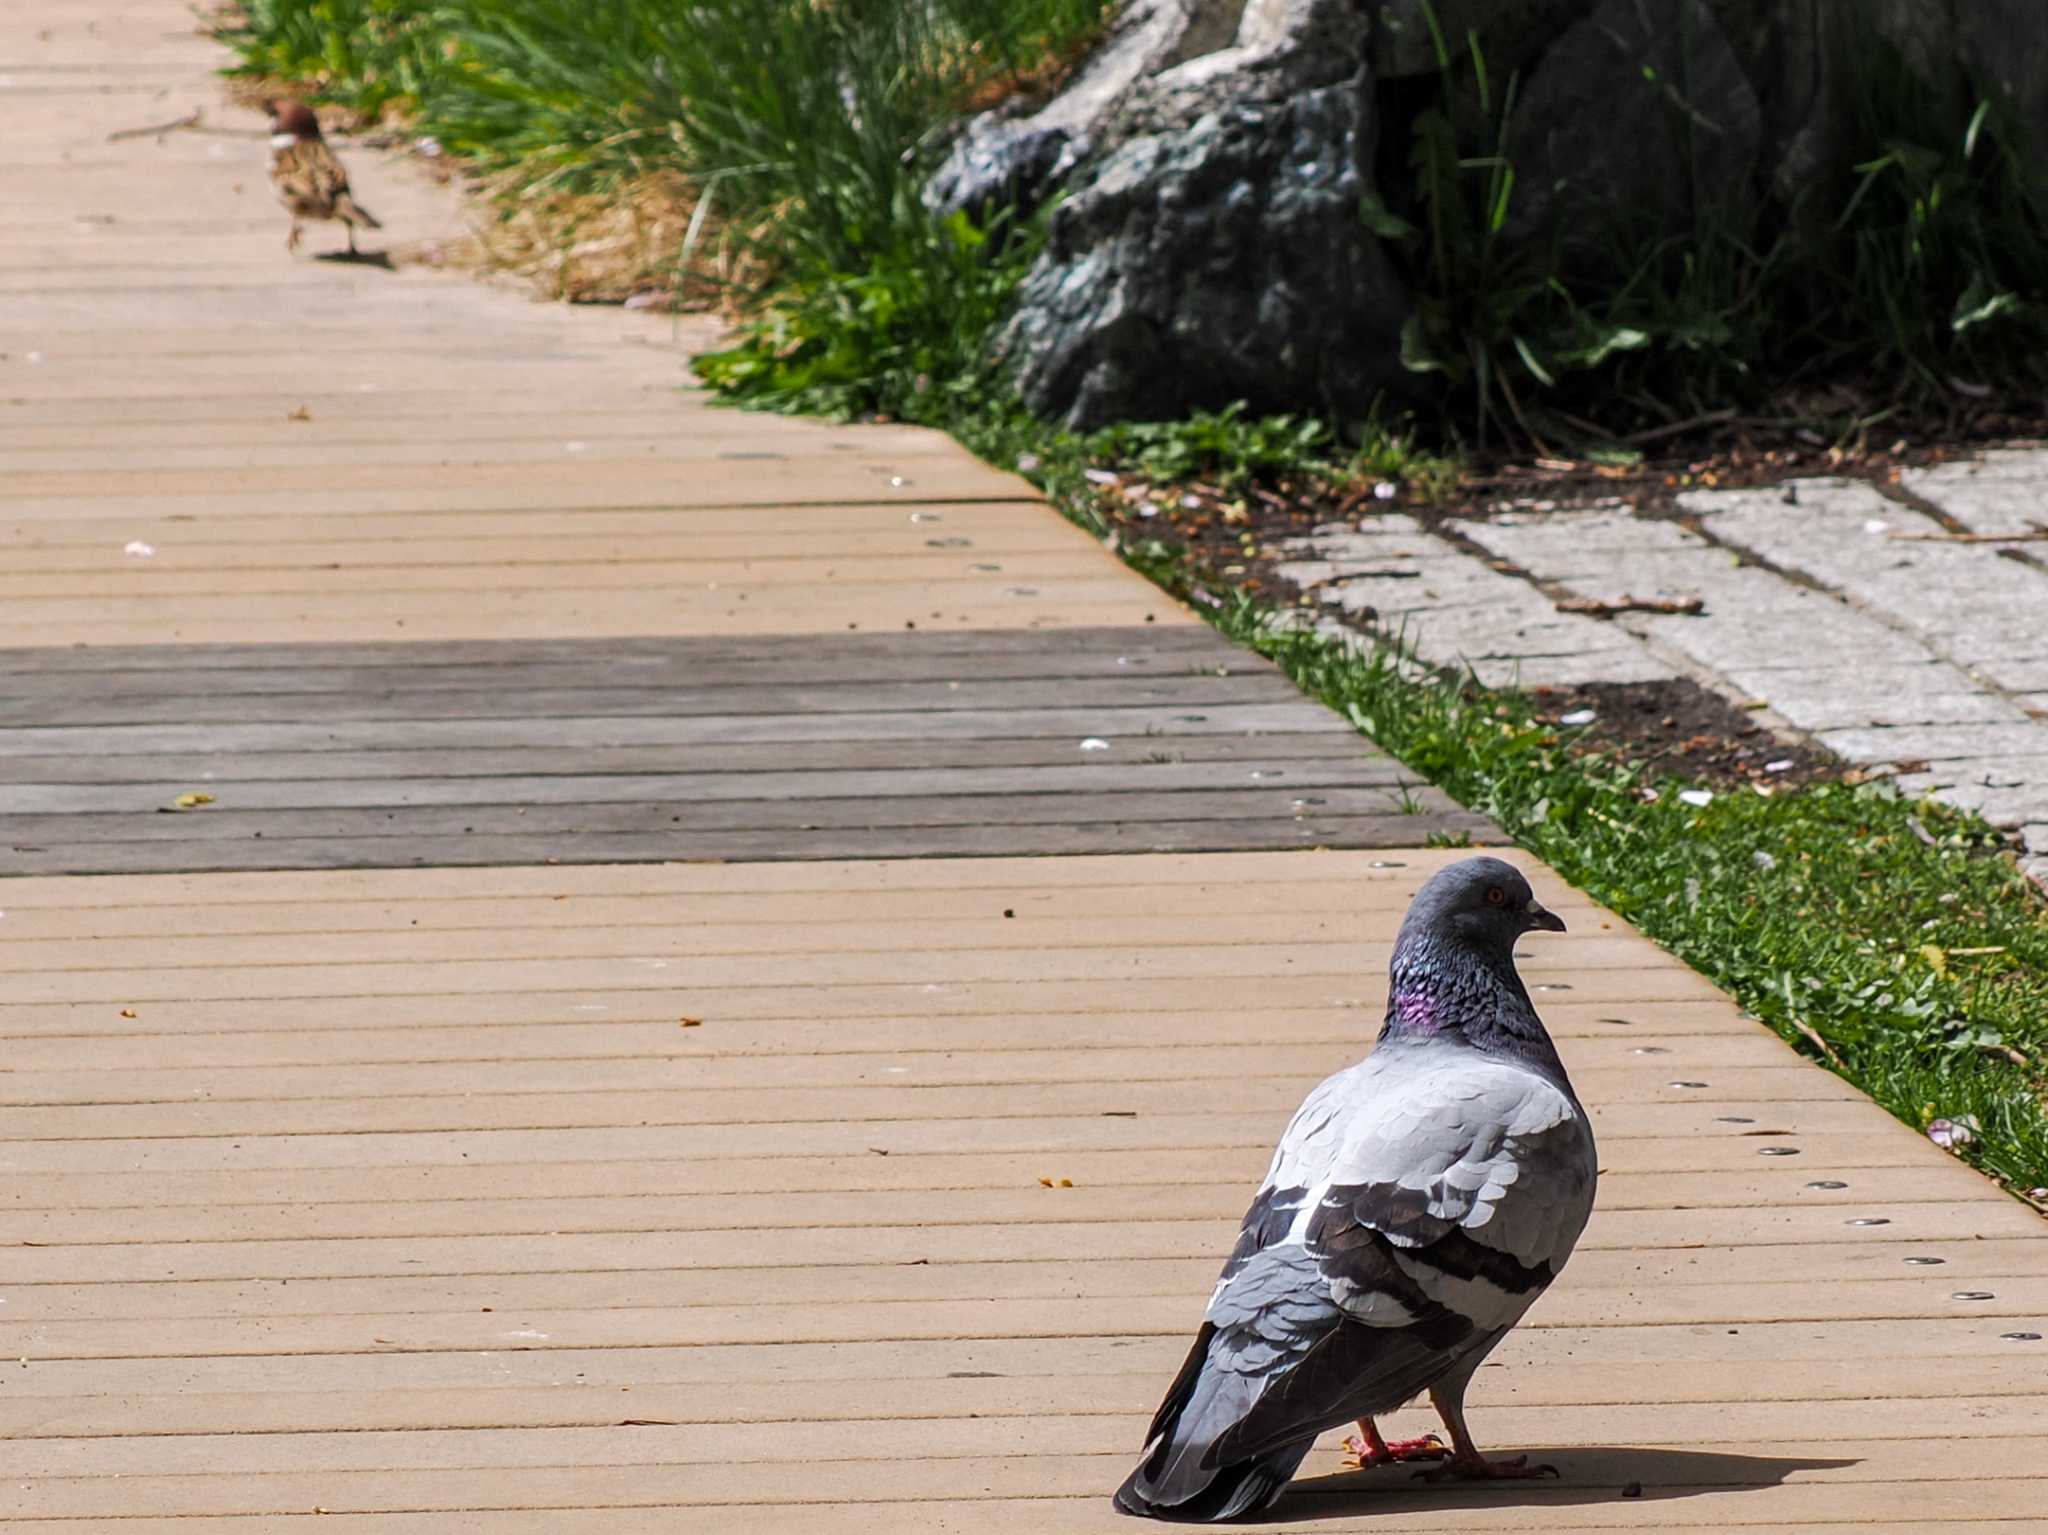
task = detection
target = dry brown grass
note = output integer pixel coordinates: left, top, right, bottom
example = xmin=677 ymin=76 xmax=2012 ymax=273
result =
xmin=417 ymin=167 xmax=755 ymax=311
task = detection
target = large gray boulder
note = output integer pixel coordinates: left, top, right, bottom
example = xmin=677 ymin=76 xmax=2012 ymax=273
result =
xmin=990 ymin=0 xmax=1410 ymax=429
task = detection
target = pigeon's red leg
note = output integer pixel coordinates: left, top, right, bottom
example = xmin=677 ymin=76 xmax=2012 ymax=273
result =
xmin=1341 ymin=1417 xmax=1447 ymax=1469
xmin=287 ymin=220 xmax=302 ymax=253
xmin=1415 ymin=1384 xmax=1558 ymax=1481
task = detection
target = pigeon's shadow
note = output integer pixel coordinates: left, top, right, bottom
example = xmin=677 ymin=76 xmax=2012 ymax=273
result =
xmin=314 ymin=249 xmax=394 ymax=269
xmin=1264 ymin=1446 xmax=1858 ymax=1523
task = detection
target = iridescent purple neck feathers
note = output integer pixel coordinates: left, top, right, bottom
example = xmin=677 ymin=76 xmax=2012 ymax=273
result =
xmin=1381 ymin=927 xmax=1563 ymax=1076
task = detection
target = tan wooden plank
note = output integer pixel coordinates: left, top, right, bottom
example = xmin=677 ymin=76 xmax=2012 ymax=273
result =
xmin=0 ymin=877 xmax=1585 ymax=933
xmin=0 ymin=845 xmax=1491 ymax=904
xmin=0 ymin=921 xmax=1650 ymax=977
xmin=0 ymin=1365 xmax=2040 ymax=1441
xmin=22 ymin=1515 xmax=2040 ymax=1535
xmin=0 ymin=1019 xmax=1802 ymax=1081
xmin=1 ymin=1167 xmax=2001 ymax=1251
xmin=6 ymin=1234 xmax=2041 ymax=1318
xmin=11 ymin=938 xmax=1693 ymax=1006
xmin=0 ymin=1200 xmax=2029 ymax=1287
xmin=0 ymin=503 xmax=1082 ymax=555
xmin=6 ymin=1318 xmax=2037 ymax=1401
xmin=0 ymin=1050 xmax=1837 ymax=1108
xmin=3 ymin=1402 xmax=2048 ymax=1481
xmin=0 ymin=980 xmax=1732 ymax=1052
xmin=0 ymin=1440 xmax=2040 ymax=1520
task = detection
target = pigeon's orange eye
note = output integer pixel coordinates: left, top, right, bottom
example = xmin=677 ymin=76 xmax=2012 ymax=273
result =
xmin=1485 ymin=886 xmax=1507 ymax=906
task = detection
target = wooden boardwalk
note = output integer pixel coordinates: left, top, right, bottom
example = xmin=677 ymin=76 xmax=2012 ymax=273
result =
xmin=4 ymin=4 xmax=2047 ymax=1531
xmin=0 ymin=629 xmax=1488 ymax=875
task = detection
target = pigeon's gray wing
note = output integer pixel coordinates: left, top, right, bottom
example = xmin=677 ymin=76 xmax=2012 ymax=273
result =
xmin=1204 ymin=1051 xmax=1594 ymax=1463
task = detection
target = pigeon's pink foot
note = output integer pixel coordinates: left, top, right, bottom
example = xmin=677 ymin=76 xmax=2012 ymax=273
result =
xmin=1342 ymin=1420 xmax=1447 ymax=1470
xmin=1414 ymin=1452 xmax=1558 ymax=1482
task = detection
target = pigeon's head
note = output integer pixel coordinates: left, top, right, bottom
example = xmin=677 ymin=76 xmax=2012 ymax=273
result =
xmin=1398 ymin=856 xmax=1565 ymax=957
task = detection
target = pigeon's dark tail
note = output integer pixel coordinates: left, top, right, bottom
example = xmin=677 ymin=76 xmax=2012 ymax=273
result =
xmin=1112 ymin=1325 xmax=1311 ymax=1522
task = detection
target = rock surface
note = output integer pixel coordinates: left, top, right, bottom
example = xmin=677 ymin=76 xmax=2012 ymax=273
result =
xmin=1501 ymin=0 xmax=1761 ymax=261
xmin=927 ymin=0 xmax=1238 ymax=221
xmin=973 ymin=0 xmax=2048 ymax=429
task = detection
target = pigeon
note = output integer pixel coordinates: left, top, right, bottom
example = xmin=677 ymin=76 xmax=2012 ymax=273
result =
xmin=266 ymin=100 xmax=382 ymax=254
xmin=1114 ymin=856 xmax=1597 ymax=1521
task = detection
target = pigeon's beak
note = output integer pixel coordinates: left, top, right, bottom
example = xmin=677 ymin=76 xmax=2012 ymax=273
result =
xmin=1524 ymin=900 xmax=1567 ymax=934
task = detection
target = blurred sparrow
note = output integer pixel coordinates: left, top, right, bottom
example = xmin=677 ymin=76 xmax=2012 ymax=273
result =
xmin=266 ymin=100 xmax=381 ymax=254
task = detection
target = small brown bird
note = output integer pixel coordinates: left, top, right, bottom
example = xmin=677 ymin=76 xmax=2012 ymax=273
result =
xmin=266 ymin=100 xmax=381 ymax=254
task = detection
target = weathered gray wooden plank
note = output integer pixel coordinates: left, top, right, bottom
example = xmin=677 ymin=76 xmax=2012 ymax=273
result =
xmin=0 ymin=733 xmax=1376 ymax=787
xmin=0 ymin=675 xmax=1287 ymax=728
xmin=0 ymin=626 xmax=1223 ymax=675
xmin=0 ymin=649 xmax=1221 ymax=701
xmin=1 ymin=785 xmax=1449 ymax=845
xmin=0 ymin=702 xmax=1343 ymax=758
xmin=0 ymin=626 xmax=1492 ymax=873
xmin=3 ymin=758 xmax=1416 ymax=815
xmin=3 ymin=815 xmax=1495 ymax=875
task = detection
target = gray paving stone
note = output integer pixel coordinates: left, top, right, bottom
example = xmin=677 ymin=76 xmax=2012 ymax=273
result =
xmin=1455 ymin=508 xmax=1945 ymax=674
xmin=1817 ymin=722 xmax=2048 ymax=764
xmin=1685 ymin=481 xmax=2048 ymax=688
xmin=1902 ymin=448 xmax=2048 ymax=539
xmin=1274 ymin=516 xmax=1671 ymax=686
xmin=1707 ymin=665 xmax=2022 ymax=731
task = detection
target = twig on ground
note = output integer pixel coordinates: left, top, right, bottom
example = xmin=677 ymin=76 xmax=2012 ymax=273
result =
xmin=1792 ymin=1018 xmax=1848 ymax=1071
xmin=1554 ymin=593 xmax=1705 ymax=618
xmin=107 ymin=109 xmax=202 ymax=142
xmin=1621 ymin=407 xmax=1739 ymax=446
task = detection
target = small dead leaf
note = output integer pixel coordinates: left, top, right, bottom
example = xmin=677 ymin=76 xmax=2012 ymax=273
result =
xmin=1920 ymin=944 xmax=1949 ymax=977
xmin=287 ymin=406 xmax=312 ymax=422
xmin=1039 ymin=1177 xmax=1074 ymax=1188
xmin=171 ymin=792 xmax=215 ymax=809
xmin=678 ymin=1016 xmax=702 ymax=1027
xmin=119 ymin=1008 xmax=136 ymax=1019
xmin=618 ymin=1418 xmax=677 ymax=1426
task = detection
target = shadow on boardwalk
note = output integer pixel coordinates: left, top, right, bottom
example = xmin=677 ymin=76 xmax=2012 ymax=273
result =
xmin=1276 ymin=1446 xmax=1860 ymax=1521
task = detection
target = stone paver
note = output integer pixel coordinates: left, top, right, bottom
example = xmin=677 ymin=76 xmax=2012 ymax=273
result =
xmin=1272 ymin=512 xmax=1670 ymax=686
xmin=1278 ymin=455 xmax=2048 ymax=887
